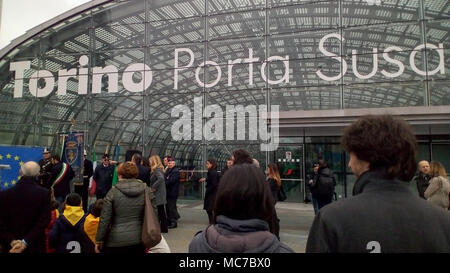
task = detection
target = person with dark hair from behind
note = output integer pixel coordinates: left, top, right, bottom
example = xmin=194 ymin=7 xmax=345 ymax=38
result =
xmin=132 ymin=153 xmax=150 ymax=186
xmin=49 ymin=193 xmax=86 ymax=253
xmin=424 ymin=161 xmax=450 ymax=210
xmin=306 ymin=115 xmax=450 ymax=253
xmin=189 ymin=164 xmax=294 ymax=253
xmin=0 ymin=161 xmax=51 ymax=253
xmin=266 ymin=163 xmax=282 ymax=239
xmin=199 ymin=158 xmax=220 ymax=225
xmin=95 ymin=162 xmax=157 ymax=253
xmin=80 ymin=199 xmax=104 ymax=253
xmin=231 ymin=149 xmax=253 ymax=165
xmin=310 ymin=159 xmax=336 ymax=211
xmin=165 ymin=157 xmax=181 ymax=229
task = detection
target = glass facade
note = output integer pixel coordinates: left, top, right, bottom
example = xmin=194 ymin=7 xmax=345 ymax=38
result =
xmin=0 ymin=0 xmax=448 ymax=200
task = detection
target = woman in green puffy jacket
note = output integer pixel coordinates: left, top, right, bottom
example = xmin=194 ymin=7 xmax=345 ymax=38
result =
xmin=95 ymin=161 xmax=157 ymax=253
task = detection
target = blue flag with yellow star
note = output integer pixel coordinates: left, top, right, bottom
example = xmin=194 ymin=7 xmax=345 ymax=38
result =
xmin=0 ymin=146 xmax=43 ymax=190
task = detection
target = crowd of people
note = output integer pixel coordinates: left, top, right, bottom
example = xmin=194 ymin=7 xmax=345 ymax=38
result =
xmin=0 ymin=114 xmax=449 ymax=253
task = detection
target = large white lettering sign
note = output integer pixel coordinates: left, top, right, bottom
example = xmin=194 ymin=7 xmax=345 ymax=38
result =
xmin=8 ymin=33 xmax=446 ymax=98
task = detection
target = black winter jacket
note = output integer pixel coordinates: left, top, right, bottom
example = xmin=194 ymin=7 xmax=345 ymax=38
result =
xmin=267 ymin=178 xmax=280 ymax=204
xmin=93 ymin=164 xmax=115 ymax=197
xmin=306 ymin=170 xmax=450 ymax=253
xmin=414 ymin=172 xmax=431 ymax=199
xmin=165 ymin=167 xmax=180 ymax=199
xmin=311 ymin=167 xmax=335 ymax=197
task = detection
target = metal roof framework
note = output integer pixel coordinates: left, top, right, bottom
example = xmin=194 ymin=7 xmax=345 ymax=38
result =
xmin=0 ymin=0 xmax=448 ymax=166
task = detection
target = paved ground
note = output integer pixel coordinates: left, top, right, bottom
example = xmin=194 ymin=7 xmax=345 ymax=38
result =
xmin=163 ymin=200 xmax=315 ymax=253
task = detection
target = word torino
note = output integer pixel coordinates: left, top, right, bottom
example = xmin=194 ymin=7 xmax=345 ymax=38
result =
xmin=8 ymin=33 xmax=445 ymax=98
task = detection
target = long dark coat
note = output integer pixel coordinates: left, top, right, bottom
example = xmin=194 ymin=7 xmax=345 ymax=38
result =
xmin=0 ymin=177 xmax=51 ymax=253
xmin=203 ymin=168 xmax=219 ymax=212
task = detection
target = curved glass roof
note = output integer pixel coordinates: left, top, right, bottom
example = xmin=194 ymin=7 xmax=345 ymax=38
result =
xmin=0 ymin=0 xmax=448 ymax=165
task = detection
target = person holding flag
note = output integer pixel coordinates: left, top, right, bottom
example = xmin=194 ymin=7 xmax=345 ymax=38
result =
xmin=77 ymin=150 xmax=93 ymax=212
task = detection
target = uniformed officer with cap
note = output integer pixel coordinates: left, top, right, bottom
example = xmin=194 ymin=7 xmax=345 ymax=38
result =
xmin=38 ymin=148 xmax=53 ymax=189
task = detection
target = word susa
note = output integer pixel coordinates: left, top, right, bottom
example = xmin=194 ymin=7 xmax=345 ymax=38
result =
xmin=171 ymin=97 xmax=279 ymax=152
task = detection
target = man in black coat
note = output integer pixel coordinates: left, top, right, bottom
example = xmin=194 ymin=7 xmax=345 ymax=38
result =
xmin=414 ymin=160 xmax=431 ymax=199
xmin=0 ymin=161 xmax=51 ymax=253
xmin=165 ymin=157 xmax=180 ymax=229
xmin=76 ymin=150 xmax=93 ymax=212
xmin=306 ymin=115 xmax=450 ymax=253
xmin=132 ymin=153 xmax=150 ymax=186
xmin=93 ymin=154 xmax=114 ymax=200
xmin=50 ymin=155 xmax=75 ymax=206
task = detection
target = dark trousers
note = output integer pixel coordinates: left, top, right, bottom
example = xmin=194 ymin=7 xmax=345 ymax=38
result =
xmin=158 ymin=204 xmax=168 ymax=233
xmin=166 ymin=198 xmax=180 ymax=225
xmin=273 ymin=205 xmax=280 ymax=240
xmin=317 ymin=194 xmax=333 ymax=211
xmin=74 ymin=182 xmax=89 ymax=212
xmin=96 ymin=192 xmax=106 ymax=200
xmin=206 ymin=210 xmax=214 ymax=225
xmin=104 ymin=244 xmax=146 ymax=254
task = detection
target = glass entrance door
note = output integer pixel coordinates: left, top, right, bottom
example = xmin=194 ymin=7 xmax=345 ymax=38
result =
xmin=273 ymin=145 xmax=305 ymax=203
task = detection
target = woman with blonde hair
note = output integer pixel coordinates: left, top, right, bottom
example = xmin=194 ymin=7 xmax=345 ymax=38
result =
xmin=149 ymin=155 xmax=168 ymax=233
xmin=267 ymin=163 xmax=282 ymax=239
xmin=424 ymin=161 xmax=450 ymax=210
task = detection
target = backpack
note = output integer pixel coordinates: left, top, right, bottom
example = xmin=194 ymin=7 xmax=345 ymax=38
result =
xmin=317 ymin=173 xmax=335 ymax=196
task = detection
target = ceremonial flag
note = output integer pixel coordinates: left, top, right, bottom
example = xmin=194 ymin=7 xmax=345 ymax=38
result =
xmin=0 ymin=146 xmax=43 ymax=190
xmin=60 ymin=131 xmax=84 ymax=185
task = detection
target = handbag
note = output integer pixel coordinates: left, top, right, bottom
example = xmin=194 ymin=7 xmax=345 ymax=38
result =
xmin=142 ymin=187 xmax=162 ymax=248
xmin=277 ymin=185 xmax=287 ymax=202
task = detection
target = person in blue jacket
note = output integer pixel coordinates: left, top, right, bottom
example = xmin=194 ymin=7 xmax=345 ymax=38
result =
xmin=49 ymin=193 xmax=86 ymax=253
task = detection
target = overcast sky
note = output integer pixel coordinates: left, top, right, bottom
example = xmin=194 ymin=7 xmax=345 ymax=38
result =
xmin=0 ymin=0 xmax=90 ymax=50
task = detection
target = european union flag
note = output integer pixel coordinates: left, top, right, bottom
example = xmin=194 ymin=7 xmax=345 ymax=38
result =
xmin=0 ymin=146 xmax=43 ymax=190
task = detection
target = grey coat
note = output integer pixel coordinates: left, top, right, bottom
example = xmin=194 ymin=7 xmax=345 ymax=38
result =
xmin=95 ymin=179 xmax=157 ymax=248
xmin=189 ymin=215 xmax=294 ymax=253
xmin=306 ymin=170 xmax=450 ymax=253
xmin=149 ymin=168 xmax=167 ymax=206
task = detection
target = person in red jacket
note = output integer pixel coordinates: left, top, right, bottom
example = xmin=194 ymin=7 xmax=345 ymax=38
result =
xmin=45 ymin=198 xmax=60 ymax=253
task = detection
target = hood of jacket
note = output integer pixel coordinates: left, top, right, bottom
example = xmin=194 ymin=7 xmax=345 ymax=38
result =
xmin=200 ymin=215 xmax=281 ymax=253
xmin=84 ymin=214 xmax=100 ymax=243
xmin=115 ymin=178 xmax=146 ymax=197
xmin=319 ymin=167 xmax=333 ymax=177
xmin=63 ymin=205 xmax=85 ymax=226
